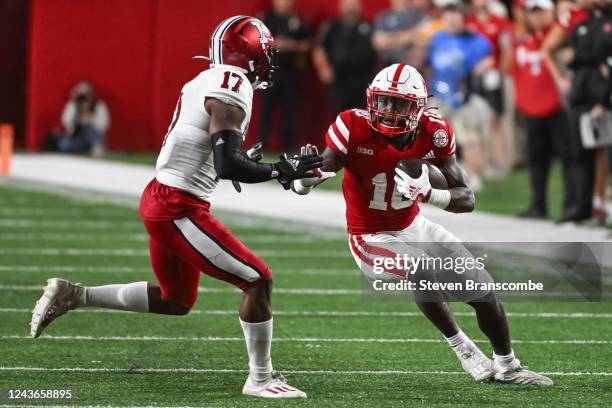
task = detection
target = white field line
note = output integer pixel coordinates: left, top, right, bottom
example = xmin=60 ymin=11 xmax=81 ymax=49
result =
xmin=2 ymin=334 xmax=610 ymax=345
xmin=0 ymin=184 xmax=346 ymax=238
xmin=0 ymin=265 xmax=357 ymax=276
xmin=2 ymin=307 xmax=612 ymax=319
xmin=0 ymin=366 xmax=610 ymax=377
xmin=1 ymin=264 xmax=610 ymax=281
xmin=0 ymin=406 xmax=202 ymax=408
xmin=0 ymin=219 xmax=142 ymax=229
xmin=0 ymin=215 xmax=344 ymax=241
xmin=0 ymin=178 xmax=141 ymax=209
xmin=0 ymin=284 xmax=604 ymax=298
xmin=0 ymin=216 xmax=343 ymax=239
xmin=0 ymin=208 xmax=131 ymax=216
xmin=0 ymin=284 xmax=607 ymax=298
xmin=0 ymin=248 xmax=347 ymax=257
xmin=0 ymin=284 xmax=360 ymax=295
xmin=0 ymin=233 xmax=149 ymax=242
xmin=0 ymin=232 xmax=330 ymax=244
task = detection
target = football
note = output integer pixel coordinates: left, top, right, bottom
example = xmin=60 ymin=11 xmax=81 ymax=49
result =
xmin=397 ymin=158 xmax=448 ymax=189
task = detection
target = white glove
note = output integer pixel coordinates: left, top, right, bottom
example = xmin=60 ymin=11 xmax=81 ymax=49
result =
xmin=290 ymin=144 xmax=336 ymax=195
xmin=394 ymin=164 xmax=432 ymax=203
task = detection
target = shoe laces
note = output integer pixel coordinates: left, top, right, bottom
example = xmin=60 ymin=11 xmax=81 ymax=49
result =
xmin=506 ymin=365 xmax=532 ymax=376
xmin=270 ymin=371 xmax=287 ymax=384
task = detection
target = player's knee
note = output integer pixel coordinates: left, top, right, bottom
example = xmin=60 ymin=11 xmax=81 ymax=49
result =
xmin=173 ymin=305 xmax=192 ymax=315
xmin=151 ymin=301 xmax=192 ymax=315
xmin=250 ymin=275 xmax=272 ymax=291
xmin=243 ymin=276 xmax=273 ymax=306
xmin=163 ymin=297 xmax=195 ymax=315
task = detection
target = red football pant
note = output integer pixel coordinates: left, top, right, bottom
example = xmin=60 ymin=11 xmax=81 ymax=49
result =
xmin=142 ymin=211 xmax=271 ymax=309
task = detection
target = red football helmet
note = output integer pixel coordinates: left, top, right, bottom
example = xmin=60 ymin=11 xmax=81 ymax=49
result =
xmin=366 ymin=64 xmax=428 ymax=138
xmin=209 ymin=16 xmax=278 ymax=89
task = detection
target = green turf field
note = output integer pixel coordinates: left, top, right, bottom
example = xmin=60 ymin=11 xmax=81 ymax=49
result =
xmin=0 ymin=181 xmax=610 ymax=407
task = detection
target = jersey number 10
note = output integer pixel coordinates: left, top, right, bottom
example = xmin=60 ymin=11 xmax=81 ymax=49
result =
xmin=369 ymin=173 xmax=412 ymax=211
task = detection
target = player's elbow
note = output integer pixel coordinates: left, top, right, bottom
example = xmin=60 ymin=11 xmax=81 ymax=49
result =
xmin=461 ymin=191 xmax=476 ymax=213
xmin=449 ymin=189 xmax=475 ymax=213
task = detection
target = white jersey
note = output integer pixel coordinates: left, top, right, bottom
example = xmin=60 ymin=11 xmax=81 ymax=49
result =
xmin=155 ymin=64 xmax=253 ymax=200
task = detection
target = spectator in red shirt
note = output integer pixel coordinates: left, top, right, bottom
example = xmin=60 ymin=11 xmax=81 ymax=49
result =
xmin=466 ymin=0 xmax=513 ymax=175
xmin=511 ymin=0 xmax=572 ymax=218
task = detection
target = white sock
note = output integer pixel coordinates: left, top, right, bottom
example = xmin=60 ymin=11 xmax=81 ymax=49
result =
xmin=80 ymin=282 xmax=149 ymax=312
xmin=444 ymin=329 xmax=473 ymax=352
xmin=240 ymin=318 xmax=273 ymax=382
xmin=493 ymin=350 xmax=519 ymax=372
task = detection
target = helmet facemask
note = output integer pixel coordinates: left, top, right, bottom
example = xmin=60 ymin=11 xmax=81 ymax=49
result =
xmin=252 ymin=46 xmax=279 ymax=89
xmin=367 ymin=89 xmax=426 ymax=137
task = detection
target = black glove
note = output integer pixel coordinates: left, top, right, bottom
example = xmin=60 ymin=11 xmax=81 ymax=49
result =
xmin=274 ymin=152 xmax=324 ymax=190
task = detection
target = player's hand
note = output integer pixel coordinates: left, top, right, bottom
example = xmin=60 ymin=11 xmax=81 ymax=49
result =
xmin=394 ymin=164 xmax=432 ymax=202
xmin=290 ymin=145 xmax=335 ymax=194
xmin=274 ymin=148 xmax=324 ymax=190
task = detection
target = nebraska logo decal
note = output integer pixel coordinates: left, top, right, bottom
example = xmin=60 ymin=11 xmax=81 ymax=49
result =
xmin=433 ymin=129 xmax=448 ymax=148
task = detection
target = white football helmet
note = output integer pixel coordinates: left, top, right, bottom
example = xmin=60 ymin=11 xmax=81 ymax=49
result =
xmin=366 ymin=64 xmax=428 ymax=137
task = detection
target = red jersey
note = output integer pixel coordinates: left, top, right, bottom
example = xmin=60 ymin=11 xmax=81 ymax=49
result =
xmin=557 ymin=6 xmax=590 ymax=34
xmin=465 ymin=13 xmax=511 ymax=66
xmin=511 ymin=27 xmax=564 ymax=117
xmin=325 ymin=109 xmax=456 ymax=234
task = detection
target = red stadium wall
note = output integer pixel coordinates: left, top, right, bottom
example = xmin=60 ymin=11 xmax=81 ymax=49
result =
xmin=27 ymin=0 xmax=157 ymax=150
xmin=26 ymin=0 xmax=387 ymax=151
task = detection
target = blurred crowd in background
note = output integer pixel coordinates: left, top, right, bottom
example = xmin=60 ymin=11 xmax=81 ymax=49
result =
xmin=256 ymin=0 xmax=612 ymax=224
xmin=46 ymin=0 xmax=612 ymax=225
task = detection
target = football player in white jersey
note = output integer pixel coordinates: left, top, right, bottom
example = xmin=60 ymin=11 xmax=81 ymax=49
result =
xmin=30 ymin=16 xmax=321 ymax=399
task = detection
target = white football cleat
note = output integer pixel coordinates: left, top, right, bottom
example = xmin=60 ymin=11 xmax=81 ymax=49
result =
xmin=454 ymin=342 xmax=495 ymax=381
xmin=30 ymin=278 xmax=83 ymax=338
xmin=242 ymin=371 xmax=307 ymax=399
xmin=493 ymin=359 xmax=553 ymax=385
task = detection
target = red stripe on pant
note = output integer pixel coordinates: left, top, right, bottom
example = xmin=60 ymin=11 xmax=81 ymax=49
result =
xmin=142 ymin=208 xmax=271 ymax=308
xmin=350 ymin=235 xmax=406 ymax=278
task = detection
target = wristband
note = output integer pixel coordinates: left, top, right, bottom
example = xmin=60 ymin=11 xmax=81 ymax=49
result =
xmin=427 ymin=188 xmax=451 ymax=209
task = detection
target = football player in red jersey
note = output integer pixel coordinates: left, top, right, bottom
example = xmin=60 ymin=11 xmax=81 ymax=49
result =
xmin=293 ymin=64 xmax=553 ymax=385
